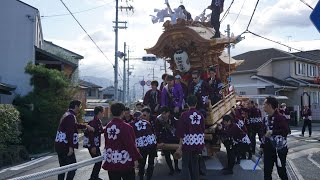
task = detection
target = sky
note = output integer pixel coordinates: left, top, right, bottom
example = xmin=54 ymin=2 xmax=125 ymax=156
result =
xmin=21 ymin=0 xmax=320 ymax=95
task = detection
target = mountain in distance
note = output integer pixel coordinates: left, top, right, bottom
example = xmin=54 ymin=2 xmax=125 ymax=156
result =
xmin=80 ymin=76 xmax=113 ymax=89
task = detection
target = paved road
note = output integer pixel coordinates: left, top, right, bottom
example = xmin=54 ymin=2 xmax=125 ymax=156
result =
xmin=1 ymin=124 xmax=320 ymax=180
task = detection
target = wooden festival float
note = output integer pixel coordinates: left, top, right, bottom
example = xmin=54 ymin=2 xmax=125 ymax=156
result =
xmin=146 ymin=19 xmax=243 ymax=156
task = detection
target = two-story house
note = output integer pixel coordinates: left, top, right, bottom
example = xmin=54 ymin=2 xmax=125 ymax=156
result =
xmin=0 ymin=0 xmax=43 ymax=103
xmin=79 ymin=80 xmax=102 ymax=99
xmin=232 ymin=48 xmax=320 ymax=120
xmin=100 ymin=86 xmax=123 ymax=101
xmin=0 ymin=0 xmax=85 ymax=104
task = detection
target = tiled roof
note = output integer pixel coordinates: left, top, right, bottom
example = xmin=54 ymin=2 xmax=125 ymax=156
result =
xmin=42 ymin=41 xmax=83 ymax=66
xmin=79 ymin=80 xmax=102 ymax=88
xmin=291 ymin=50 xmax=320 ymax=62
xmin=233 ymin=48 xmax=291 ymax=72
xmin=253 ymin=75 xmax=296 ymax=87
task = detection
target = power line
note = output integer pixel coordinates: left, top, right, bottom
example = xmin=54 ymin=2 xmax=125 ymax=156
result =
xmin=58 ymin=0 xmax=115 ymax=69
xmin=244 ymin=30 xmax=320 ymax=58
xmin=246 ymin=0 xmax=260 ymax=31
xmin=232 ymin=0 xmax=247 ymax=26
xmin=220 ymin=0 xmax=235 ymax=23
xmin=235 ymin=0 xmax=320 ymax=59
xmin=42 ymin=0 xmax=115 ymax=18
xmin=299 ymin=0 xmax=314 ymax=10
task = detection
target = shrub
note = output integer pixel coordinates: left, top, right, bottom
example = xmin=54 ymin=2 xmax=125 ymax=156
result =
xmin=0 ymin=104 xmax=21 ymax=150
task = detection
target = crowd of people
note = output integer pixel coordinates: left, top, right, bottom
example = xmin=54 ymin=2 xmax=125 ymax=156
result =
xmin=54 ymin=69 xmax=312 ymax=180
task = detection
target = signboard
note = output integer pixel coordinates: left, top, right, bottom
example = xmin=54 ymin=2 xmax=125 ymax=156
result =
xmin=310 ymin=1 xmax=320 ymax=33
xmin=146 ymin=80 xmax=151 ymax=86
xmin=140 ymin=80 xmax=145 ymax=86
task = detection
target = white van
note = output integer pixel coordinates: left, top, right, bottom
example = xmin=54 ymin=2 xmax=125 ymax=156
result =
xmin=83 ymin=109 xmax=94 ymax=123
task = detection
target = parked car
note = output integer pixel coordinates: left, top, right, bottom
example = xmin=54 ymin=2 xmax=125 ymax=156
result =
xmin=83 ymin=109 xmax=94 ymax=123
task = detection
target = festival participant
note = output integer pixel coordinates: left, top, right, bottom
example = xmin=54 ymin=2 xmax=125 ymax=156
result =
xmin=207 ymin=66 xmax=223 ymax=105
xmin=217 ymin=114 xmax=251 ymax=175
xmin=160 ymin=73 xmax=168 ymax=92
xmin=279 ymin=103 xmax=291 ymax=134
xmin=176 ymin=95 xmax=205 ymax=180
xmin=260 ymin=97 xmax=290 ymax=180
xmin=300 ymin=105 xmax=312 ymax=137
xmin=178 ymin=5 xmax=192 ymax=20
xmin=123 ymin=107 xmax=134 ymax=123
xmin=156 ymin=106 xmax=180 ymax=175
xmin=143 ymin=80 xmax=161 ymax=115
xmin=55 ymin=100 xmax=94 ymax=180
xmin=246 ymin=101 xmax=263 ymax=159
xmin=207 ymin=0 xmax=225 ymax=38
xmin=131 ymin=108 xmax=157 ymax=180
xmin=188 ymin=70 xmax=210 ymax=118
xmin=135 ymin=102 xmax=144 ymax=112
xmin=102 ymin=103 xmax=141 ymax=180
xmin=161 ymin=75 xmax=184 ymax=118
xmin=83 ymin=106 xmax=104 ymax=180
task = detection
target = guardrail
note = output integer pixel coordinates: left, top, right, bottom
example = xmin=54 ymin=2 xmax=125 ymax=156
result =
xmin=11 ymin=156 xmax=103 ymax=180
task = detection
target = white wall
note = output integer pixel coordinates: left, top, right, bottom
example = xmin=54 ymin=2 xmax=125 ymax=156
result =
xmin=258 ymin=62 xmax=273 ymax=76
xmin=0 ymin=0 xmax=40 ymax=103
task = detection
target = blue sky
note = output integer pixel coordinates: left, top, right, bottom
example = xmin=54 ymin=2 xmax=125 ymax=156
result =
xmin=21 ymin=0 xmax=320 ymax=90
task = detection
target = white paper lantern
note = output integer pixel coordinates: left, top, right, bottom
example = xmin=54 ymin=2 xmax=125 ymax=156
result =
xmin=173 ymin=50 xmax=191 ymax=72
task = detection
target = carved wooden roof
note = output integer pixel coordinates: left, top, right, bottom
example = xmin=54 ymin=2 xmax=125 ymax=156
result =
xmin=145 ymin=19 xmax=238 ymax=59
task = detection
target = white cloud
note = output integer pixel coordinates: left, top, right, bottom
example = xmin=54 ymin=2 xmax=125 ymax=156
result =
xmin=41 ymin=0 xmax=320 ymax=85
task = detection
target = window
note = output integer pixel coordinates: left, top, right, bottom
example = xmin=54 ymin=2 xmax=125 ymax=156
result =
xmin=88 ymin=89 xmax=96 ymax=97
xmin=239 ymin=91 xmax=246 ymax=95
xmin=308 ymin=65 xmax=317 ymax=77
xmin=310 ymin=91 xmax=319 ymax=104
xmin=296 ymin=62 xmax=306 ymax=76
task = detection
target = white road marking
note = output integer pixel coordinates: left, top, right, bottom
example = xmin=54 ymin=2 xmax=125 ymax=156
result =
xmin=0 ymin=156 xmax=52 ymax=173
xmin=240 ymin=160 xmax=261 ymax=170
xmin=307 ymin=154 xmax=320 ymax=169
xmin=287 ymin=159 xmax=305 ymax=180
xmin=205 ymin=156 xmax=223 ymax=170
xmin=288 ymin=148 xmax=320 ymax=159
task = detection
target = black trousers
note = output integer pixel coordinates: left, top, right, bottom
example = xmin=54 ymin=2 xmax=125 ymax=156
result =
xmin=181 ymin=151 xmax=199 ymax=180
xmin=57 ymin=149 xmax=77 ymax=180
xmin=248 ymin=129 xmax=259 ymax=154
xmin=263 ymin=142 xmax=288 ymax=180
xmin=138 ymin=148 xmax=156 ymax=180
xmin=211 ymin=5 xmax=221 ymax=34
xmin=199 ymin=155 xmax=207 ymax=175
xmin=225 ymin=144 xmax=236 ymax=170
xmin=302 ymin=120 xmax=312 ymax=136
xmin=108 ymin=169 xmax=135 ymax=180
xmin=88 ymin=147 xmax=102 ymax=179
xmin=163 ymin=150 xmax=179 ymax=171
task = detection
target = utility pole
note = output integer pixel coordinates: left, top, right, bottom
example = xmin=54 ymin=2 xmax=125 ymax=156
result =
xmin=148 ymin=68 xmax=155 ymax=80
xmin=113 ymin=0 xmax=133 ymax=101
xmin=152 ymin=68 xmax=155 ymax=80
xmin=142 ymin=76 xmax=145 ymax=99
xmin=123 ymin=42 xmax=126 ymax=103
xmin=160 ymin=60 xmax=167 ymax=74
xmin=127 ymin=46 xmax=130 ymax=104
xmin=227 ymin=24 xmax=231 ymax=75
xmin=113 ymin=0 xmax=119 ymax=101
xmin=225 ymin=24 xmax=231 ymax=87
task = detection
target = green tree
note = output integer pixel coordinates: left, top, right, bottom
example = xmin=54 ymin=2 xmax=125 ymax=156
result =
xmin=14 ymin=63 xmax=78 ymax=153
